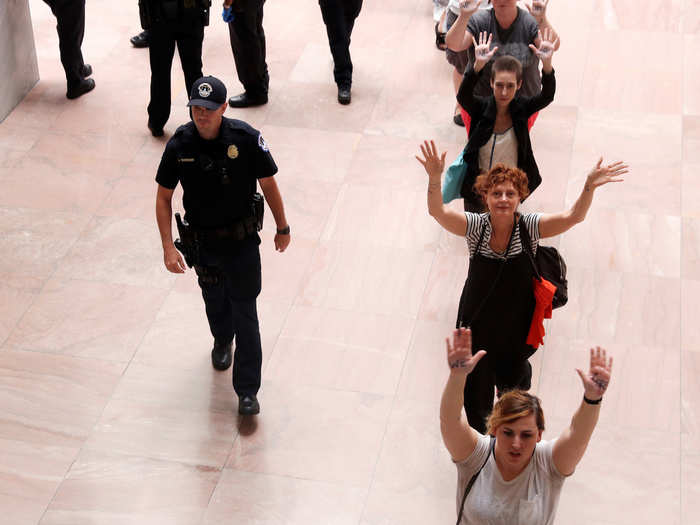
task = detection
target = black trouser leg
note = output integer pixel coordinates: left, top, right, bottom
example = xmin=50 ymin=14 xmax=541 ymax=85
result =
xmin=231 ymin=299 xmax=262 ymax=396
xmin=197 ymin=268 xmax=235 ymax=344
xmin=43 ymin=0 xmax=86 ymax=89
xmin=147 ymin=23 xmax=177 ymax=129
xmin=175 ymin=25 xmax=205 ymax=99
xmin=228 ymin=0 xmax=269 ymax=96
xmin=495 ymin=358 xmax=533 ymax=394
xmin=463 ymin=356 xmax=495 ymax=434
xmin=319 ymin=0 xmax=362 ymax=87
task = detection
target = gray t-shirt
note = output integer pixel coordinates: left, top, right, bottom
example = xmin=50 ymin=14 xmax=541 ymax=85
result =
xmin=455 ymin=434 xmax=567 ymax=525
xmin=466 ymin=7 xmax=540 ymax=97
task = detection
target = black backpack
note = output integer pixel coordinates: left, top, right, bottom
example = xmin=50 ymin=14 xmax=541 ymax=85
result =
xmin=518 ymin=219 xmax=568 ymax=309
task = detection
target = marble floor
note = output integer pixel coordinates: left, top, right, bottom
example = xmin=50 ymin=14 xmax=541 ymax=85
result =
xmin=1 ymin=0 xmax=698 ymax=523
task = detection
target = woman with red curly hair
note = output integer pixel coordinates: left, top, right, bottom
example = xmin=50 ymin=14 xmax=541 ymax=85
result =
xmin=416 ymin=140 xmax=627 ymax=433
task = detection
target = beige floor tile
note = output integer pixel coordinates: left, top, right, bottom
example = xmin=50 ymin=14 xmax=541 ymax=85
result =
xmin=0 ymin=273 xmax=43 ymax=346
xmin=203 ymin=469 xmax=366 ymax=525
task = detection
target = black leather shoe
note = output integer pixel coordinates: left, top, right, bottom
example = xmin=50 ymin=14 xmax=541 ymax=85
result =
xmin=66 ymin=78 xmax=95 ymax=99
xmin=148 ymin=122 xmax=164 ymax=137
xmin=228 ymin=92 xmax=268 ymax=108
xmin=130 ymin=30 xmax=150 ymax=48
xmin=238 ymin=394 xmax=260 ymax=415
xmin=80 ymin=64 xmax=92 ymax=78
xmin=337 ymin=85 xmax=351 ymax=105
xmin=211 ymin=340 xmax=232 ymax=371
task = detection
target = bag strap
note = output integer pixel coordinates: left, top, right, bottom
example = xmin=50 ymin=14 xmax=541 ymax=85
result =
xmin=518 ymin=216 xmax=541 ymax=281
xmin=461 ymin=216 xmax=516 ymax=328
xmin=456 ymin=436 xmax=496 ymax=525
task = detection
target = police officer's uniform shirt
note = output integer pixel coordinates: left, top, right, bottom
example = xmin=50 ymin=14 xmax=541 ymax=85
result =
xmin=156 ymin=117 xmax=277 ymax=229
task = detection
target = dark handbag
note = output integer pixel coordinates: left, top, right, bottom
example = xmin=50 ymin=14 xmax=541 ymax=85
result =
xmin=456 ymin=437 xmax=496 ymax=525
xmin=518 ymin=219 xmax=568 ymax=309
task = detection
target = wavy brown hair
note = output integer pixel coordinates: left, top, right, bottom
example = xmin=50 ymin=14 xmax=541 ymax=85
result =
xmin=486 ymin=390 xmax=545 ymax=435
xmin=473 ymin=163 xmax=530 ymax=204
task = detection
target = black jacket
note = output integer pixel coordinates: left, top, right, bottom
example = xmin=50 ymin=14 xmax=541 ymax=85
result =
xmin=456 ymin=66 xmax=556 ymax=209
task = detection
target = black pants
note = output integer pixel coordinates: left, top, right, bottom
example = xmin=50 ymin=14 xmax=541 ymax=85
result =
xmin=464 ymin=354 xmax=532 ymax=434
xmin=147 ymin=19 xmax=204 ymax=129
xmin=319 ymin=0 xmax=363 ymax=87
xmin=42 ymin=0 xmax=86 ymax=90
xmin=196 ymin=242 xmax=262 ymax=396
xmin=228 ymin=0 xmax=269 ymax=96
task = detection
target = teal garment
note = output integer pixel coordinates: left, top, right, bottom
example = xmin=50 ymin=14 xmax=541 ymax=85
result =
xmin=442 ymin=150 xmax=468 ymax=204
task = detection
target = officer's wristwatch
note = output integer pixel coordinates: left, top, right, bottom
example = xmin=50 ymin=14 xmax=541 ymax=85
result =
xmin=277 ymin=225 xmax=290 ymax=235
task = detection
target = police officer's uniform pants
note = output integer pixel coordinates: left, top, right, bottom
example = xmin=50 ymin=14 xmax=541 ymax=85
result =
xmin=42 ymin=0 xmax=86 ymax=90
xmin=228 ymin=0 xmax=269 ymax=96
xmin=196 ymin=243 xmax=262 ymax=397
xmin=148 ymin=20 xmax=204 ymax=130
xmin=319 ymin=0 xmax=363 ymax=88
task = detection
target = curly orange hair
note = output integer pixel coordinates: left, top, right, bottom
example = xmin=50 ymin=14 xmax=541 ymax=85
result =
xmin=473 ymin=163 xmax=530 ymax=204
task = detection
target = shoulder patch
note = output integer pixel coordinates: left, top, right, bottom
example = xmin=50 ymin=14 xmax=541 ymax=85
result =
xmin=258 ymin=133 xmax=269 ymax=152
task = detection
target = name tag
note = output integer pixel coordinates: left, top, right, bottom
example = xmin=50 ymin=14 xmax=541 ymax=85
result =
xmin=178 ymin=158 xmax=195 ymax=163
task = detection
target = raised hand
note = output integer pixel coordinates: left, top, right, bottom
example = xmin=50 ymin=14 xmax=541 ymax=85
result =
xmin=528 ymin=28 xmax=558 ymax=69
xmin=415 ymin=140 xmax=446 ymax=180
xmin=445 ymin=327 xmax=486 ymax=374
xmin=473 ymin=31 xmax=499 ymax=71
xmin=576 ymin=347 xmax=613 ymax=401
xmin=584 ymin=158 xmax=628 ymax=191
xmin=526 ymin=0 xmax=549 ymax=23
xmin=459 ymin=0 xmax=482 ymax=17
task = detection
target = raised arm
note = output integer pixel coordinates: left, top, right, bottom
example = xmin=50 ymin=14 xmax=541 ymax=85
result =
xmin=526 ymin=0 xmax=561 ymax=51
xmin=440 ymin=328 xmax=487 ymax=462
xmin=416 ymin=140 xmax=468 ymax=236
xmin=538 ymin=158 xmax=628 ymax=239
xmin=445 ymin=0 xmax=482 ymax=52
xmin=455 ymin=32 xmax=496 ymax=115
xmin=552 ymin=347 xmax=612 ymax=476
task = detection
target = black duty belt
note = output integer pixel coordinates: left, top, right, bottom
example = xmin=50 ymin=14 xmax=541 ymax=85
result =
xmin=193 ymin=216 xmax=258 ymax=242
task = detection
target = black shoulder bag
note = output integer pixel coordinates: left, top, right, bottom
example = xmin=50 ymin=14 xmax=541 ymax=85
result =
xmin=455 ymin=437 xmax=496 ymax=525
xmin=518 ymin=218 xmax=568 ymax=309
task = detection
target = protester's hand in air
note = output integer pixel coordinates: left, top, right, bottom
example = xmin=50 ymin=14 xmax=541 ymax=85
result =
xmin=584 ymin=158 xmax=628 ymax=191
xmin=446 ymin=328 xmax=486 ymax=375
xmin=526 ymin=0 xmax=548 ymax=24
xmin=473 ymin=32 xmax=498 ymax=72
xmin=528 ymin=28 xmax=558 ymax=71
xmin=459 ymin=0 xmax=482 ymax=17
xmin=576 ymin=346 xmax=612 ymax=402
xmin=415 ymin=140 xmax=446 ymax=180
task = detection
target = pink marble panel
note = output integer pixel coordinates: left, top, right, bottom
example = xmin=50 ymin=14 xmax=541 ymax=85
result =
xmin=98 ymin=174 xmax=160 ymax=221
xmin=682 ymin=0 xmax=700 ymax=33
xmin=226 ymin=381 xmax=392 ymax=485
xmin=41 ymin=450 xmax=219 ymax=525
xmin=0 ymin=273 xmax=43 ymax=346
xmin=296 ymin=240 xmax=434 ymax=318
xmin=203 ymin=469 xmax=366 ymax=525
xmin=681 ymin=279 xmax=700 ymax=350
xmin=257 ymin=232 xmax=318 ymax=303
xmin=31 ymin=131 xmax=146 ymax=165
xmin=418 ymin=252 xmax=467 ymax=322
xmin=5 ymin=278 xmax=167 ymax=362
xmin=682 ymin=349 xmax=700 ymax=452
xmin=682 ymin=217 xmax=700 ymax=279
xmin=684 ymin=116 xmax=700 ymax=163
xmin=0 ymin=207 xmax=91 ymax=279
xmin=590 ymin=0 xmax=682 ymax=32
xmin=683 ymin=453 xmax=700 ymax=524
xmin=0 ymin=350 xmax=124 ymax=447
xmin=685 ymin=35 xmax=700 ymax=115
xmin=682 ymin=163 xmax=700 ymax=218
xmin=55 ymin=216 xmax=175 ymax=289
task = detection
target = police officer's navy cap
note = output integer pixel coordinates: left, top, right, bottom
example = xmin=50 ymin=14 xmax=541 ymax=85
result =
xmin=187 ymin=76 xmax=227 ymax=110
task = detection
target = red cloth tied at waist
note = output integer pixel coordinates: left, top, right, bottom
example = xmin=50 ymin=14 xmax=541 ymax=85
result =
xmin=526 ymin=277 xmax=557 ymax=348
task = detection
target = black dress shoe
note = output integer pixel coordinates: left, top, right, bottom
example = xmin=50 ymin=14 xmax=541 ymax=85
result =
xmin=238 ymin=394 xmax=260 ymax=415
xmin=228 ymin=92 xmax=268 ymax=108
xmin=66 ymin=78 xmax=95 ymax=99
xmin=211 ymin=340 xmax=232 ymax=371
xmin=80 ymin=64 xmax=92 ymax=78
xmin=337 ymin=85 xmax=351 ymax=105
xmin=130 ymin=30 xmax=150 ymax=48
xmin=148 ymin=122 xmax=164 ymax=137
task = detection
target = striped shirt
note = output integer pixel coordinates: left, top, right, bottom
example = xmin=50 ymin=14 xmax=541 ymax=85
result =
xmin=465 ymin=212 xmax=541 ymax=259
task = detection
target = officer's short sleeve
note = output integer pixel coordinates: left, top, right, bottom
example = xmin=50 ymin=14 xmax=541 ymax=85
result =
xmin=251 ymin=132 xmax=278 ymax=179
xmin=155 ymin=140 xmax=180 ymax=190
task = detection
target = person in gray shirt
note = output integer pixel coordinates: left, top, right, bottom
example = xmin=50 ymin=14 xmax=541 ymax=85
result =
xmin=440 ymin=327 xmax=613 ymax=525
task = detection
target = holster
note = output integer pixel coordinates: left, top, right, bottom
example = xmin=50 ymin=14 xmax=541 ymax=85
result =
xmin=251 ymin=192 xmax=264 ymax=232
xmin=174 ymin=212 xmax=199 ymax=267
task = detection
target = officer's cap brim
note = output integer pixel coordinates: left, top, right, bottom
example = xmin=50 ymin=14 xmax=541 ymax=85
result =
xmin=187 ymin=99 xmax=224 ymax=110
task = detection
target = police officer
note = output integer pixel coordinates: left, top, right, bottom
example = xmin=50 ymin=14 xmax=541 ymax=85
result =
xmin=141 ymin=0 xmax=210 ymax=136
xmin=225 ymin=0 xmax=269 ymax=107
xmin=155 ymin=76 xmax=290 ymax=415
xmin=41 ymin=0 xmax=95 ymax=99
xmin=318 ymin=0 xmax=363 ymax=105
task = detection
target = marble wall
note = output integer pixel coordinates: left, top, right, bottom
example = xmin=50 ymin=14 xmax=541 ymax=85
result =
xmin=0 ymin=0 xmax=39 ymax=122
